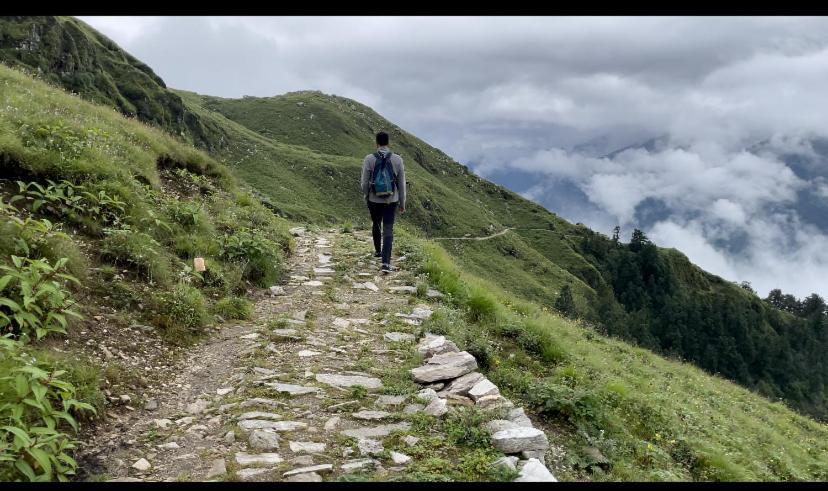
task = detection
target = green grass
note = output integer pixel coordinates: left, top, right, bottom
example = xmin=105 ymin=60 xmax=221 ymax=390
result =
xmin=410 ymin=236 xmax=828 ymax=481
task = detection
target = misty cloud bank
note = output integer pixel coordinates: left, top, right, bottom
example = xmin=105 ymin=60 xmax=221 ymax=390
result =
xmin=80 ymin=16 xmax=828 ymax=298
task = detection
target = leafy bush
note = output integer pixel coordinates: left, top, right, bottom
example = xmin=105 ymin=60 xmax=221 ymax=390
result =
xmin=219 ymin=228 xmax=283 ymax=287
xmin=150 ymin=284 xmax=209 ymax=342
xmin=211 ymin=297 xmax=252 ymax=321
xmin=0 ymin=336 xmax=96 ymax=481
xmin=100 ymin=228 xmax=172 ymax=285
xmin=0 ymin=256 xmax=81 ymax=341
xmin=11 ymin=180 xmax=126 ymax=228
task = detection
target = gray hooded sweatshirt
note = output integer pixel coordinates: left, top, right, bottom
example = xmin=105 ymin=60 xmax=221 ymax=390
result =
xmin=360 ymin=146 xmax=406 ymax=208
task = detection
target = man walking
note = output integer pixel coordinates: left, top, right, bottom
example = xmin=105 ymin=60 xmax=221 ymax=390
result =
xmin=361 ymin=131 xmax=406 ymax=273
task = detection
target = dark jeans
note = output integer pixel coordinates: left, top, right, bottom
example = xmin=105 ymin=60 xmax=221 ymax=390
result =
xmin=367 ymin=200 xmax=398 ymax=265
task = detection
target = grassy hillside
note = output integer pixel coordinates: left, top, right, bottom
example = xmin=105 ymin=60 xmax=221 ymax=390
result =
xmin=0 ymin=64 xmax=292 ymax=481
xmin=0 ymin=16 xmax=226 ymax=150
xmin=400 ymin=229 xmax=828 ymax=481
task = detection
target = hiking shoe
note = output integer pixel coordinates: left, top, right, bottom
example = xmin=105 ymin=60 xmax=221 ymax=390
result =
xmin=373 ymin=252 xmax=382 ymax=258
xmin=381 ymin=263 xmax=392 ymax=273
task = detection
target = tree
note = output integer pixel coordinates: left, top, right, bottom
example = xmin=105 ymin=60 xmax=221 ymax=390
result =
xmin=629 ymin=228 xmax=650 ymax=252
xmin=612 ymin=225 xmax=620 ymax=244
xmin=554 ymin=284 xmax=576 ymax=317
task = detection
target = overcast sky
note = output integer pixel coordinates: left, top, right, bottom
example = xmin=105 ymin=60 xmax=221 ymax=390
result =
xmin=80 ymin=16 xmax=828 ymax=299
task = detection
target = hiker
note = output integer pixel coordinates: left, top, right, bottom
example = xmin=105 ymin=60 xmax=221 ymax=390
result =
xmin=361 ymin=131 xmax=406 ymax=273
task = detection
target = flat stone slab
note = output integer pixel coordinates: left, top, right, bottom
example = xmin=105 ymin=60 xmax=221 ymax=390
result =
xmin=286 ymin=472 xmax=323 ymax=482
xmin=341 ymin=459 xmax=378 ymax=472
xmin=424 ymin=397 xmax=448 ymax=416
xmin=283 ymin=464 xmax=334 ymax=477
xmin=314 ymin=267 xmax=335 ymax=275
xmin=468 ymin=378 xmax=500 ymax=401
xmin=353 ymin=282 xmax=379 ymax=292
xmin=332 ymin=318 xmax=351 ymax=329
xmin=316 ymin=373 xmax=383 ymax=390
xmin=297 ymin=350 xmax=322 ymax=357
xmin=271 ymin=328 xmax=300 ymax=337
xmin=264 ymin=383 xmax=321 ymax=395
xmin=388 ymin=286 xmax=417 ymax=294
xmin=340 ymin=422 xmax=412 ymax=439
xmin=375 ymin=395 xmax=406 ymax=407
xmin=426 ymin=289 xmax=444 ymax=299
xmin=491 ymin=427 xmax=549 ymax=454
xmin=318 ymin=254 xmax=332 ymax=264
xmin=239 ymin=420 xmax=308 ymax=432
xmin=385 ymin=332 xmax=415 ymax=342
xmin=289 ymin=441 xmax=326 ymax=453
xmin=303 ymin=280 xmax=324 ymax=287
xmin=391 ymin=451 xmax=412 ymax=465
xmin=238 ymin=411 xmax=281 ymax=421
xmin=235 ymin=452 xmax=283 ymax=466
xmin=240 ymin=398 xmax=285 ymax=409
xmin=249 ymin=430 xmax=280 ymax=450
xmin=443 ymin=371 xmax=485 ymax=396
xmin=515 ymin=458 xmax=558 ymax=482
xmin=410 ymin=351 xmax=478 ymax=383
xmin=352 ymin=410 xmax=391 ymax=420
xmin=416 ymin=334 xmax=460 ymax=357
xmin=236 ymin=468 xmax=274 ymax=481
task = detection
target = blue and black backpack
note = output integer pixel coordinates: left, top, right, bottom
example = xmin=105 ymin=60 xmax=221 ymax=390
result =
xmin=371 ymin=151 xmax=397 ymax=197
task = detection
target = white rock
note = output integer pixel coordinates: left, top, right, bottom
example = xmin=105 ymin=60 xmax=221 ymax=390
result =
xmin=235 ymin=452 xmax=283 ymax=466
xmin=157 ymin=442 xmax=180 ymax=450
xmin=424 ymin=397 xmax=449 ymax=417
xmin=297 ymin=350 xmax=322 ymax=357
xmin=238 ymin=411 xmax=281 ymax=421
xmin=289 ymin=441 xmax=326 ymax=453
xmin=315 ymin=373 xmax=383 ymax=390
xmin=402 ymin=435 xmax=420 ymax=447
xmin=249 ymin=429 xmax=280 ymax=450
xmin=443 ymin=371 xmax=485 ymax=396
xmin=240 ymin=333 xmax=259 ymax=340
xmin=236 ymin=468 xmax=273 ymax=481
xmin=269 ymin=286 xmax=286 ymax=296
xmin=507 ymin=407 xmax=534 ymax=428
xmin=357 ymin=438 xmax=384 ymax=456
xmin=206 ymin=459 xmax=226 ymax=479
xmin=303 ymin=280 xmax=324 ymax=287
xmin=391 ymin=451 xmax=412 ymax=465
xmin=323 ymin=416 xmax=341 ymax=431
xmin=153 ymin=418 xmax=173 ymax=429
xmin=416 ymin=388 xmax=439 ymax=403
xmin=216 ymin=387 xmax=234 ymax=396
xmin=491 ymin=427 xmax=549 ymax=454
xmin=175 ymin=416 xmax=194 ymax=426
xmin=286 ymin=471 xmax=323 ymax=482
xmin=468 ymin=378 xmax=500 ymax=401
xmin=314 ymin=267 xmax=335 ymax=274
xmin=416 ymin=334 xmax=459 ymax=357
xmin=239 ymin=420 xmax=307 ymax=432
xmin=410 ymin=351 xmax=478 ymax=383
xmin=332 ymin=318 xmax=351 ymax=329
xmin=264 ymin=382 xmax=320 ymax=396
xmin=514 ymin=458 xmax=557 ymax=482
xmin=426 ymin=289 xmax=444 ymax=299
xmin=352 ymin=410 xmax=391 ymax=420
xmin=186 ymin=399 xmax=208 ymax=414
xmin=289 ymin=227 xmax=306 ymax=237
xmin=131 ymin=458 xmax=151 ymax=471
xmin=283 ymin=464 xmax=334 ymax=477
xmin=224 ymin=431 xmax=235 ymax=443
xmin=341 ymin=422 xmax=411 ymax=439
xmin=388 ymin=286 xmax=417 ymax=294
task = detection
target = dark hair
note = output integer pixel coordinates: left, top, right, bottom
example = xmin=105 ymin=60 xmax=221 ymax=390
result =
xmin=376 ymin=131 xmax=389 ymax=146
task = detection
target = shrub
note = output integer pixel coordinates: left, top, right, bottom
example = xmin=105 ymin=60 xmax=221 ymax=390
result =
xmin=0 ymin=256 xmax=81 ymax=341
xmin=0 ymin=336 xmax=96 ymax=481
xmin=100 ymin=228 xmax=172 ymax=285
xmin=150 ymin=284 xmax=209 ymax=342
xmin=201 ymin=261 xmax=245 ymax=295
xmin=219 ymin=229 xmax=283 ymax=287
xmin=211 ymin=297 xmax=252 ymax=321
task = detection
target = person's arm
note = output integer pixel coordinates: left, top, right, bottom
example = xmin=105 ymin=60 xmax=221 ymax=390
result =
xmin=360 ymin=155 xmax=371 ymax=197
xmin=397 ymin=156 xmax=406 ymax=212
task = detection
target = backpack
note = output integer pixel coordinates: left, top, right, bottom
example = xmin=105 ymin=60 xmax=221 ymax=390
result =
xmin=371 ymin=151 xmax=397 ymax=197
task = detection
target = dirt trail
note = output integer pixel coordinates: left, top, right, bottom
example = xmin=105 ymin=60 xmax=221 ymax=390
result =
xmin=77 ymin=228 xmax=434 ymax=482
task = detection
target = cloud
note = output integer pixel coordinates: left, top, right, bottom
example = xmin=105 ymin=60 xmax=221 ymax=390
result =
xmin=76 ymin=16 xmax=828 ymax=298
